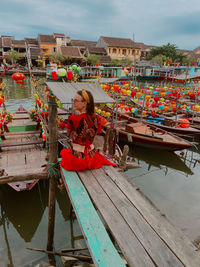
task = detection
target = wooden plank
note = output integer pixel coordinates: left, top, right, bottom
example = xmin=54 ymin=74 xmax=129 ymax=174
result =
xmin=5 ymin=130 xmax=41 ymax=136
xmin=1 ymin=140 xmax=43 ymax=147
xmin=103 ymin=166 xmax=200 ymax=267
xmin=91 ymin=168 xmax=183 ymax=266
xmin=0 ymin=172 xmax=48 ymax=184
xmin=61 ymin=168 xmax=126 ymax=267
xmin=77 ymin=169 xmax=155 ymax=266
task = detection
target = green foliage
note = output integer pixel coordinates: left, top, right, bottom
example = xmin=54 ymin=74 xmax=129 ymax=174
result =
xmin=110 ymin=59 xmax=121 ymax=66
xmin=147 ymin=43 xmax=178 ymax=61
xmin=49 ymin=52 xmax=66 ymax=64
xmin=6 ymin=50 xmax=20 ymax=64
xmin=110 ymin=57 xmax=133 ymax=67
xmin=150 ymin=55 xmax=170 ymax=65
xmin=121 ymin=57 xmax=133 ymax=66
xmin=86 ymin=54 xmax=100 ymax=66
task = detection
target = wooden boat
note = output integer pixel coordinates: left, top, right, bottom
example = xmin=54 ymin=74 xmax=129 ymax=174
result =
xmin=106 ymin=114 xmax=193 ymax=151
xmin=0 ymin=106 xmax=47 ymax=191
xmin=145 ymin=115 xmax=200 ymax=138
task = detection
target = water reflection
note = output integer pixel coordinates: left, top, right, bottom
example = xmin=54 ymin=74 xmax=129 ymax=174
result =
xmin=125 ymin=144 xmax=194 ymax=176
xmin=4 ymin=77 xmax=35 ymax=113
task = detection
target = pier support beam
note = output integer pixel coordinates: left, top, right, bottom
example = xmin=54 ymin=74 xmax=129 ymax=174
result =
xmin=47 ymin=95 xmax=58 ymax=251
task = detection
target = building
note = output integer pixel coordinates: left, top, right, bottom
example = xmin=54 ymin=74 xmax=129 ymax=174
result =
xmin=96 ymin=36 xmax=141 ymax=63
xmin=0 ymin=36 xmax=14 ymax=64
xmin=37 ymin=34 xmax=57 ymax=67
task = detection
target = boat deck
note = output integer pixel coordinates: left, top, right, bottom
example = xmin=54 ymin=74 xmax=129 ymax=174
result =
xmin=61 ymin=165 xmax=200 ymax=266
xmin=0 ymin=111 xmax=48 ymax=190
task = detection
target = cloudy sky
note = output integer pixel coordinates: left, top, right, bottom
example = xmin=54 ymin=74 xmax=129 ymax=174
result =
xmin=1 ymin=0 xmax=200 ymax=50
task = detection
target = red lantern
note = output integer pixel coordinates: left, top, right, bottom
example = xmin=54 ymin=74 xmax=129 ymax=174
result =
xmin=151 ymin=112 xmax=157 ymax=118
xmin=131 ymin=90 xmax=136 ymax=98
xmin=67 ymin=71 xmax=73 ymax=81
xmin=59 ymin=121 xmax=65 ymax=130
xmin=11 ymin=73 xmax=25 ymax=81
xmin=51 ymin=71 xmax=58 ymax=81
xmin=154 ymin=96 xmax=160 ymax=102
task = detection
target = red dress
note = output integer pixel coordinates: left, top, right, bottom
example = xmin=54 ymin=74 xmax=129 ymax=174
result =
xmin=60 ymin=113 xmax=117 ymax=171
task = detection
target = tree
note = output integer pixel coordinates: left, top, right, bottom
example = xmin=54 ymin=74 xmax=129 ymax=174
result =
xmin=86 ymin=54 xmax=100 ymax=66
xmin=110 ymin=59 xmax=121 ymax=66
xmin=147 ymin=43 xmax=178 ymax=62
xmin=49 ymin=52 xmax=66 ymax=65
xmin=6 ymin=50 xmax=20 ymax=64
xmin=150 ymin=55 xmax=169 ymax=65
xmin=121 ymin=57 xmax=133 ymax=67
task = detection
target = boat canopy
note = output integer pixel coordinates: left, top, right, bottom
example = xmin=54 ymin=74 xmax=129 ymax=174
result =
xmin=46 ymin=82 xmax=114 ymax=104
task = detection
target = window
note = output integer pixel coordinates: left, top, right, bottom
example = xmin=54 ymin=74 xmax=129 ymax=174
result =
xmin=112 ymin=48 xmax=117 ymax=54
xmin=52 ymin=47 xmax=56 ymax=52
xmin=122 ymin=49 xmax=126 ymax=55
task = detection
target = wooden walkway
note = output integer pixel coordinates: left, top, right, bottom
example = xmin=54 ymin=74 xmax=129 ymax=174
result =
xmin=61 ymin=165 xmax=200 ymax=267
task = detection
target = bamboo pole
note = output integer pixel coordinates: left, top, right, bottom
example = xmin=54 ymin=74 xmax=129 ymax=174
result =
xmin=47 ymin=95 xmax=58 ymax=251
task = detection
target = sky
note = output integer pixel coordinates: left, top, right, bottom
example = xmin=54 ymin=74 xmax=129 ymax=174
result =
xmin=1 ymin=0 xmax=200 ymax=50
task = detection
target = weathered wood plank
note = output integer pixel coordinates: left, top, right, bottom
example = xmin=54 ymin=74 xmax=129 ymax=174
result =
xmin=5 ymin=130 xmax=41 ymax=136
xmin=103 ymin=165 xmax=200 ymax=267
xmin=91 ymin=168 xmax=183 ymax=266
xmin=61 ymin=168 xmax=126 ymax=267
xmin=78 ymin=169 xmax=155 ymax=267
xmin=0 ymin=172 xmax=48 ymax=184
xmin=1 ymin=140 xmax=43 ymax=147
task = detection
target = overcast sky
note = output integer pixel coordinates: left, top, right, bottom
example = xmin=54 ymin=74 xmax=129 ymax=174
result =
xmin=1 ymin=0 xmax=200 ymax=50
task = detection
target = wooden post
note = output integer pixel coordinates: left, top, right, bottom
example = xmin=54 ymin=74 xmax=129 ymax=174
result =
xmin=47 ymin=95 xmax=58 ymax=251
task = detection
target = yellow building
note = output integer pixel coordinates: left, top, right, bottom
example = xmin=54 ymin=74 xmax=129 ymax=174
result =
xmin=96 ymin=36 xmax=141 ymax=62
xmin=38 ymin=34 xmax=57 ymax=67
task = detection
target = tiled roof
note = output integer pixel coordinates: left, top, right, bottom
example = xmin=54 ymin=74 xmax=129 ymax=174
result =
xmin=1 ymin=36 xmax=13 ymax=47
xmin=60 ymin=46 xmax=82 ymax=58
xmin=88 ymin=47 xmax=107 ymax=55
xmin=178 ymin=48 xmax=194 ymax=54
xmin=71 ymin=39 xmax=97 ymax=47
xmin=12 ymin=40 xmax=25 ymax=45
xmin=100 ymin=36 xmax=139 ymax=48
xmin=38 ymin=34 xmax=56 ymax=44
xmin=53 ymin=33 xmax=66 ymax=38
xmin=24 ymin=38 xmax=39 ymax=45
xmin=134 ymin=42 xmax=156 ymax=50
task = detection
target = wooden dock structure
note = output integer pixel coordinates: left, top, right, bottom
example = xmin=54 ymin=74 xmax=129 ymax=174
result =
xmin=61 ymin=165 xmax=200 ymax=267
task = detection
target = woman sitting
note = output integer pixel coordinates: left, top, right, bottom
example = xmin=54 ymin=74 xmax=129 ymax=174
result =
xmin=60 ymin=89 xmax=117 ymax=171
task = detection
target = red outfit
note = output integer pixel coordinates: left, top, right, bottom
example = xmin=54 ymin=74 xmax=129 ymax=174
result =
xmin=60 ymin=113 xmax=117 ymax=171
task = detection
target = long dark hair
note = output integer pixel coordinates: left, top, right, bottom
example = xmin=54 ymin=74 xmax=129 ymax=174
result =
xmin=77 ymin=90 xmax=94 ymax=115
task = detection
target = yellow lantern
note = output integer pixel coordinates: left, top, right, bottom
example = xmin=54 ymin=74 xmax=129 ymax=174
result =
xmin=146 ymin=95 xmax=151 ymax=101
xmin=106 ymin=112 xmax=111 ymax=118
xmin=142 ymin=110 xmax=147 ymax=116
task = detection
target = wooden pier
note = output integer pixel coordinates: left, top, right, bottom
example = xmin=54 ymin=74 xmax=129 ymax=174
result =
xmin=61 ymin=165 xmax=200 ymax=266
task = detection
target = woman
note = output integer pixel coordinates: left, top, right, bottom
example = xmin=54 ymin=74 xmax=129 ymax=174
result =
xmin=60 ymin=89 xmax=117 ymax=171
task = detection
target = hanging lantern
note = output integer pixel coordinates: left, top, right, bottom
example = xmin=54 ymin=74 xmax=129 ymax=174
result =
xmin=67 ymin=71 xmax=73 ymax=81
xmin=11 ymin=73 xmax=25 ymax=81
xmin=57 ymin=68 xmax=67 ymax=77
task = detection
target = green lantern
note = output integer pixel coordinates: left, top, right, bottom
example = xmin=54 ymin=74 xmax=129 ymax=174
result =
xmin=57 ymin=68 xmax=67 ymax=77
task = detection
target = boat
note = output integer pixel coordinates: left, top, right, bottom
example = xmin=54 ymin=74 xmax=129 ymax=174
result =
xmin=145 ymin=115 xmax=200 ymax=138
xmin=106 ymin=114 xmax=194 ymax=151
xmin=0 ymin=106 xmax=47 ymax=192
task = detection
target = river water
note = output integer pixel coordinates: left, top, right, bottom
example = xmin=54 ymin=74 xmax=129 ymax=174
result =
xmin=1 ymin=77 xmax=200 ymax=266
